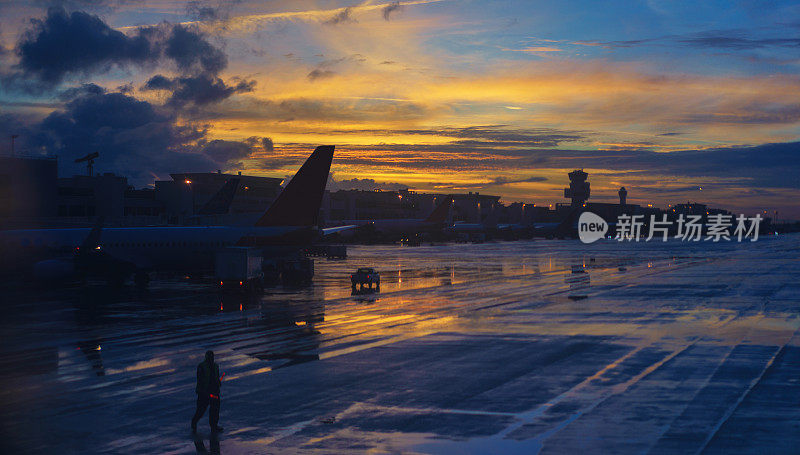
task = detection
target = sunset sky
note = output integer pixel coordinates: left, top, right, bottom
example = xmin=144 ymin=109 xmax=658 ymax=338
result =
xmin=1 ymin=1 xmax=799 ymax=217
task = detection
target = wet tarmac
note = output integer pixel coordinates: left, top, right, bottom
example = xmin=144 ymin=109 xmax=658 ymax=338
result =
xmin=1 ymin=235 xmax=799 ymax=454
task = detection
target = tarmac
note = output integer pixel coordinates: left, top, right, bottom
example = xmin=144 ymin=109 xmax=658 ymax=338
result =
xmin=0 ymin=234 xmax=798 ymax=454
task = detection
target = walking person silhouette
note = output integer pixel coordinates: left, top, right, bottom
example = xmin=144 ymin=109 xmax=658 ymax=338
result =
xmin=191 ymin=350 xmax=224 ymax=433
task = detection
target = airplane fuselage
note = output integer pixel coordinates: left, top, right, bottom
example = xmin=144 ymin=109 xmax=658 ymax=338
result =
xmin=340 ymin=218 xmax=442 ymax=235
xmin=0 ymin=225 xmax=318 ymax=274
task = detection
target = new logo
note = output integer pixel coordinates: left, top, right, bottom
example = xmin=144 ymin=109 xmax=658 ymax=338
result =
xmin=578 ymin=212 xmax=607 ymax=244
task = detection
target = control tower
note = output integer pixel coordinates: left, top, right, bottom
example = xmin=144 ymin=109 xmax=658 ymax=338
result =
xmin=564 ymin=169 xmax=590 ymax=206
xmin=618 ymin=186 xmax=627 ymax=206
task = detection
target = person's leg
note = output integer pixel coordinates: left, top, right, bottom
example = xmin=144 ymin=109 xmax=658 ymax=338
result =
xmin=209 ymin=396 xmax=220 ymax=430
xmin=191 ymin=395 xmax=209 ymax=430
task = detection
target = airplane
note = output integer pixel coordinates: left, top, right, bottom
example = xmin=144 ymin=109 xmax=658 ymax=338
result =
xmin=529 ymin=206 xmax=586 ymax=238
xmin=446 ymin=209 xmax=501 ymax=233
xmin=335 ymin=196 xmax=453 ymax=237
xmin=0 ymin=145 xmax=352 ymax=283
xmin=196 ymin=177 xmax=240 ymax=216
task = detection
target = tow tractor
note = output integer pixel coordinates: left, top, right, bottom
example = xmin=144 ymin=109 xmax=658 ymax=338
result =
xmin=351 ymin=267 xmax=380 ymax=291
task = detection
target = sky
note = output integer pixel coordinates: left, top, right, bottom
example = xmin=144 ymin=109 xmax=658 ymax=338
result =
xmin=0 ymin=0 xmax=798 ymax=218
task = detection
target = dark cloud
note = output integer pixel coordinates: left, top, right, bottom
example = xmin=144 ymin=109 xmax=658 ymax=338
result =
xmin=307 ymin=68 xmax=335 ymax=80
xmin=23 ymin=89 xmax=265 ymax=184
xmin=116 ymin=82 xmax=134 ymax=93
xmin=164 ymin=24 xmax=227 ymax=75
xmin=678 ymin=32 xmax=800 ymax=49
xmin=324 ymin=8 xmax=356 ymax=25
xmin=428 ymin=175 xmax=549 ymax=190
xmin=328 ymin=176 xmax=408 ymax=191
xmin=32 ymin=90 xmax=207 ymax=181
xmin=4 ymin=8 xmax=231 ymax=92
xmin=382 ymin=2 xmax=403 ymax=20
xmin=143 ymin=73 xmax=255 ymax=107
xmin=330 ymin=126 xmax=586 ymax=148
xmin=245 ymin=136 xmax=274 ymax=152
xmin=305 ymin=54 xmax=365 ymax=81
xmin=262 ymin=137 xmax=274 ymax=152
xmin=12 ymin=8 xmax=157 ymax=87
xmin=574 ymin=29 xmax=800 ymax=51
xmin=57 ymin=82 xmax=106 ymax=100
xmin=491 ymin=175 xmax=548 ymax=185
xmin=196 ymin=139 xmax=252 ymax=163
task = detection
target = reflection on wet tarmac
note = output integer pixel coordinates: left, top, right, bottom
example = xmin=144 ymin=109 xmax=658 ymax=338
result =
xmin=566 ymin=264 xmax=590 ymax=300
xmin=0 ymin=237 xmax=799 ymax=453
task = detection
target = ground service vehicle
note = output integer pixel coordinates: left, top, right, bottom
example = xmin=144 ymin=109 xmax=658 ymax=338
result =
xmin=351 ymin=267 xmax=380 ymax=291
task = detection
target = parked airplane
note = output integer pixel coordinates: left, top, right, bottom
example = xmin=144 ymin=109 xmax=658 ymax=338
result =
xmin=530 ymin=206 xmax=585 ymax=238
xmin=0 ymin=145 xmax=349 ymax=282
xmin=336 ymin=196 xmax=453 ymax=236
xmin=446 ymin=209 xmax=501 ymax=234
xmin=197 ymin=177 xmax=241 ymax=216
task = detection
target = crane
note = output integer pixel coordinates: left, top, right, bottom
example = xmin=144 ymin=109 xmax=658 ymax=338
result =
xmin=75 ymin=152 xmax=99 ymax=176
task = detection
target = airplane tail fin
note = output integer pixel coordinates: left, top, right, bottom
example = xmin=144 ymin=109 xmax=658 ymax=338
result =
xmin=424 ymin=196 xmax=452 ymax=223
xmin=198 ymin=178 xmax=240 ymax=216
xmin=255 ymin=146 xmax=334 ymax=227
xmin=81 ymin=216 xmax=105 ymax=250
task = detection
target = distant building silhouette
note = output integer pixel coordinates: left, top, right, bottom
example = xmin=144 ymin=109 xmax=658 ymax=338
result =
xmin=0 ymin=156 xmax=58 ymax=227
xmin=451 ymin=192 xmax=501 ymax=223
xmin=156 ymin=172 xmax=283 ymax=224
xmin=564 ymin=170 xmax=590 ymax=206
xmin=2 ymin=153 xmax=751 ymax=231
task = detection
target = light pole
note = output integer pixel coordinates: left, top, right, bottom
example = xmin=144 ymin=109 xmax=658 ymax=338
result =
xmin=185 ymin=179 xmax=195 ymax=219
xmin=11 ymin=135 xmax=18 ymax=156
